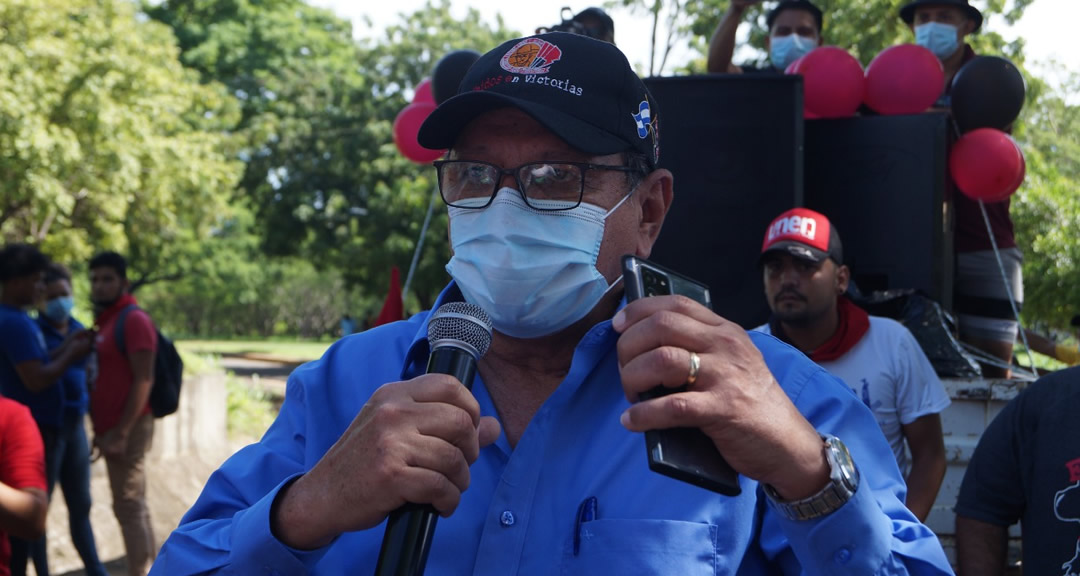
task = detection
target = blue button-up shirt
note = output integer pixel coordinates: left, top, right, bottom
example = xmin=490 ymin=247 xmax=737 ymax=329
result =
xmin=0 ymin=304 xmax=61 ymax=427
xmin=153 ymin=287 xmax=952 ymax=575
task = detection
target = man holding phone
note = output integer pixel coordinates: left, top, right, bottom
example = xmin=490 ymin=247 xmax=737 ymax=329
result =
xmin=754 ymin=208 xmax=951 ymax=522
xmin=154 ymin=33 xmax=951 ymax=574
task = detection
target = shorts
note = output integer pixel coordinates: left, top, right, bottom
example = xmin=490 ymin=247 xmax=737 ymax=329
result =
xmin=955 ymin=248 xmax=1023 ymax=342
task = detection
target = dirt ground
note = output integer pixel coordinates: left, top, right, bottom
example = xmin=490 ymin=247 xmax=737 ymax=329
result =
xmin=45 ymin=355 xmax=293 ymax=576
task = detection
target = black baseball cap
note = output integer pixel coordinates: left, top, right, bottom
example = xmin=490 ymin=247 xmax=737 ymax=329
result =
xmin=1071 ymin=314 xmax=1080 ymax=328
xmin=767 ymin=0 xmax=824 ymax=33
xmin=418 ymin=32 xmax=660 ymax=168
xmin=760 ymin=208 xmax=843 ymax=265
xmin=899 ymin=0 xmax=983 ymax=33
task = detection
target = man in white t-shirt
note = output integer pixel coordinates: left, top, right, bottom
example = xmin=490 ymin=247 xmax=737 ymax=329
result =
xmin=753 ymin=208 xmax=950 ymax=521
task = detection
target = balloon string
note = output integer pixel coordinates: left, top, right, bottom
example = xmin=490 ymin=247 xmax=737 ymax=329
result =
xmin=977 ymin=199 xmax=1037 ymax=373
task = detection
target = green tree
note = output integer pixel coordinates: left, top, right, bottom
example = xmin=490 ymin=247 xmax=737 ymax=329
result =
xmin=1010 ymin=65 xmax=1080 ymax=328
xmin=0 ymin=0 xmax=241 ymax=284
xmin=147 ymin=0 xmax=514 ymax=311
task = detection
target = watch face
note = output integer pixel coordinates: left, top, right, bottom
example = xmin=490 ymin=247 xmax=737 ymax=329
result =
xmin=828 ymin=436 xmax=860 ymax=490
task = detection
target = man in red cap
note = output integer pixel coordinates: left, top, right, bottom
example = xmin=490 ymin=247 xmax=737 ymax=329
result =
xmin=755 ymin=208 xmax=950 ymax=521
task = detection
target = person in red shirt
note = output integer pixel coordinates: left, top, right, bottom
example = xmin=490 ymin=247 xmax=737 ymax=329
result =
xmin=0 ymin=397 xmax=48 ymax=576
xmin=88 ymin=252 xmax=156 ymax=576
xmin=900 ymin=0 xmax=1022 ymax=378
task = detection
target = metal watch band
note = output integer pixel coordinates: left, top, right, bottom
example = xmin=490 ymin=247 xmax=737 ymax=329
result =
xmin=763 ymin=435 xmax=860 ymax=522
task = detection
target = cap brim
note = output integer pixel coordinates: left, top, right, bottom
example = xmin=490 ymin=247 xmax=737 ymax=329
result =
xmin=418 ymin=91 xmax=630 ymax=157
xmin=759 ymin=242 xmax=829 ymax=265
xmin=899 ymin=3 xmax=983 ymax=32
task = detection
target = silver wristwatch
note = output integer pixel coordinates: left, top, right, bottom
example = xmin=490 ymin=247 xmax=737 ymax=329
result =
xmin=763 ymin=435 xmax=860 ymax=521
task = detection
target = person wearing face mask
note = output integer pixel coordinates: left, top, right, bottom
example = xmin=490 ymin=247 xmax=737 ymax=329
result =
xmin=901 ymin=0 xmax=1022 ymax=379
xmin=900 ymin=0 xmax=982 ymax=104
xmin=753 ymin=209 xmax=950 ymax=523
xmin=33 ymin=263 xmax=109 ymax=576
xmin=152 ymin=33 xmax=952 ymax=574
xmin=707 ymin=0 xmax=823 ymax=74
xmin=0 ymin=246 xmax=94 ymax=576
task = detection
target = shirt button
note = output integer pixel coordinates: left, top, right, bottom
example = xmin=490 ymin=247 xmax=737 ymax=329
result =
xmin=835 ymin=547 xmax=852 ymax=565
xmin=500 ymin=510 xmax=516 ymax=527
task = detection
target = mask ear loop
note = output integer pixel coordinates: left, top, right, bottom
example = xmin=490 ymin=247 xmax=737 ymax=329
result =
xmin=603 ymin=189 xmax=635 ymax=219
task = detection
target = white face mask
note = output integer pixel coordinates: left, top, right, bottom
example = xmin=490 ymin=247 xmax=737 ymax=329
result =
xmin=445 ymin=189 xmax=630 ymax=339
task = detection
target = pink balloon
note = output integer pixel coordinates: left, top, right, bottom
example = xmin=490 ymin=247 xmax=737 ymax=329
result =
xmin=794 ymin=47 xmax=865 ymax=119
xmin=393 ymin=102 xmax=445 ymax=164
xmin=413 ymin=78 xmax=435 ymax=105
xmin=949 ymin=128 xmax=1025 ymax=202
xmin=865 ymin=44 xmax=944 ymax=115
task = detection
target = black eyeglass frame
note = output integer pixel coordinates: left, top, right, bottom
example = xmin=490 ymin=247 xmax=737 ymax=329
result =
xmin=433 ymin=160 xmax=641 ymax=211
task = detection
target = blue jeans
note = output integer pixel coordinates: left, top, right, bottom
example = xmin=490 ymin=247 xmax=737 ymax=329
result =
xmin=10 ymin=414 xmax=108 ymax=576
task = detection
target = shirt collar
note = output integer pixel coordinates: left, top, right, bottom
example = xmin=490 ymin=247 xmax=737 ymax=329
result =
xmin=399 ymin=282 xmax=628 ymax=381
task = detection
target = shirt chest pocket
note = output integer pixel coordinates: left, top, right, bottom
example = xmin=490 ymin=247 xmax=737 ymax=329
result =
xmin=560 ymin=519 xmax=718 ymax=576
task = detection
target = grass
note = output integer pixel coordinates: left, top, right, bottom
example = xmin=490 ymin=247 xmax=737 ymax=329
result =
xmin=176 ymin=339 xmax=333 ymax=363
xmin=225 ymin=374 xmax=278 ymax=440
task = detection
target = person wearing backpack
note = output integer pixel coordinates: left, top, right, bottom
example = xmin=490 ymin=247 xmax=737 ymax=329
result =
xmin=88 ymin=252 xmax=156 ymax=576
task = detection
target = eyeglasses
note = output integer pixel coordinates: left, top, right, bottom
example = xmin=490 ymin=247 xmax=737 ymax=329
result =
xmin=433 ymin=160 xmax=640 ymax=211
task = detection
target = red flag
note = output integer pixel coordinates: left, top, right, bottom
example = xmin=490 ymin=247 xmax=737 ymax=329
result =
xmin=374 ymin=266 xmax=404 ymax=326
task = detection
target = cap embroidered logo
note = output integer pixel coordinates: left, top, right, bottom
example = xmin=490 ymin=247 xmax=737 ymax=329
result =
xmin=633 ymin=101 xmax=651 ymax=139
xmin=500 ymin=38 xmax=563 ymax=74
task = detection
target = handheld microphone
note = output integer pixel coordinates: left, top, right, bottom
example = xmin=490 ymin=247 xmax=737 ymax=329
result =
xmin=374 ymin=302 xmax=493 ymax=576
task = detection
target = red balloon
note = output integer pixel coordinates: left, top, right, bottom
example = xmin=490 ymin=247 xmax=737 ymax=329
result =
xmin=792 ymin=47 xmax=865 ymax=119
xmin=785 ymin=55 xmax=806 ymax=75
xmin=393 ymin=102 xmax=445 ymax=164
xmin=949 ymin=128 xmax=1025 ymax=202
xmin=865 ymin=44 xmax=944 ymax=115
xmin=413 ymin=78 xmax=435 ymax=105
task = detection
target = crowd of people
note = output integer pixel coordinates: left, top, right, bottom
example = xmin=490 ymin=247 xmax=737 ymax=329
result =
xmin=2 ymin=1 xmax=1075 ymax=574
xmin=0 ymin=246 xmax=159 ymax=576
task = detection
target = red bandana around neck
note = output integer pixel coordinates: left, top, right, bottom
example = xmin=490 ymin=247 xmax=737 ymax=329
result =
xmin=770 ymin=296 xmax=870 ymax=363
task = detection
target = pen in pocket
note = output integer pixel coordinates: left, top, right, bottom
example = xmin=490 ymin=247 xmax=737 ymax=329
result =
xmin=574 ymin=496 xmax=598 ymax=556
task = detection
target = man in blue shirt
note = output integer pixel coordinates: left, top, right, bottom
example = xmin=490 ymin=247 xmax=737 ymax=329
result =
xmin=0 ymin=244 xmax=93 ymax=576
xmin=154 ymin=34 xmax=952 ymax=574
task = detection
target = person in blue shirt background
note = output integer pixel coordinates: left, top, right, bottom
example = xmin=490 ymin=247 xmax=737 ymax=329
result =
xmin=153 ymin=33 xmax=953 ymax=574
xmin=34 ymin=263 xmax=109 ymax=576
xmin=0 ymin=244 xmax=94 ymax=576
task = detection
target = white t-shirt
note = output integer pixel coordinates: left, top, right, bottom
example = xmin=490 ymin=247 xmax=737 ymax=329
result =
xmin=755 ymin=316 xmax=951 ymax=474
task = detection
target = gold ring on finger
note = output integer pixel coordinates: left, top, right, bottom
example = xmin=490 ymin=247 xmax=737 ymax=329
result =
xmin=687 ymin=351 xmax=701 ymax=385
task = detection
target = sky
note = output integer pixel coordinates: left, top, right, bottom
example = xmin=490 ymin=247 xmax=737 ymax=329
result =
xmin=312 ymin=0 xmax=1078 ymax=81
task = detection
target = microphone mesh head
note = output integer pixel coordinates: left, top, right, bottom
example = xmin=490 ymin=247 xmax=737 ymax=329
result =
xmin=427 ymin=302 xmax=493 ymax=359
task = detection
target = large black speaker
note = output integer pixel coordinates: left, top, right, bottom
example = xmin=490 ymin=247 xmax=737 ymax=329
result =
xmin=803 ymin=113 xmax=954 ymax=309
xmin=643 ymin=75 xmax=804 ymax=329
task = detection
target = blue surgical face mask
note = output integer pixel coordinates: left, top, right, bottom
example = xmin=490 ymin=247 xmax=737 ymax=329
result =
xmin=445 ymin=189 xmax=630 ymax=339
xmin=770 ymin=34 xmax=816 ymax=71
xmin=915 ymin=22 xmax=960 ymax=60
xmin=43 ymin=296 xmax=75 ymax=323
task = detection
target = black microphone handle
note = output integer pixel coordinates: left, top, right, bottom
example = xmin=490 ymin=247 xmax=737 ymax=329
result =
xmin=374 ymin=345 xmax=478 ymax=576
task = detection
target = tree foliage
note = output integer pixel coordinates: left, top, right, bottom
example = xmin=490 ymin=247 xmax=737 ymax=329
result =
xmin=0 ymin=0 xmax=241 ymax=285
xmin=145 ymin=0 xmax=514 ymax=312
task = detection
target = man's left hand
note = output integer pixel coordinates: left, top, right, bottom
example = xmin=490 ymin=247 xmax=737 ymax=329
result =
xmin=613 ymin=295 xmax=828 ymax=500
xmin=98 ymin=429 xmax=129 ymax=460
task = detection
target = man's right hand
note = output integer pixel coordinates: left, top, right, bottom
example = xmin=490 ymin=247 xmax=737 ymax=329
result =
xmin=270 ymin=374 xmax=501 ymax=550
xmin=68 ymin=330 xmax=95 ymax=359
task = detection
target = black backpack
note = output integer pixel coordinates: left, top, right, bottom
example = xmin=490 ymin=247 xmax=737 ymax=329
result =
xmin=113 ymin=305 xmax=183 ymax=418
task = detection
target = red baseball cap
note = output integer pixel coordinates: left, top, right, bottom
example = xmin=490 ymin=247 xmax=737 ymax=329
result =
xmin=760 ymin=208 xmax=843 ymax=264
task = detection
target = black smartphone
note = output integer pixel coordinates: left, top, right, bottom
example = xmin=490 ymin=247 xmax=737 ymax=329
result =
xmin=621 ymin=255 xmax=741 ymax=496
